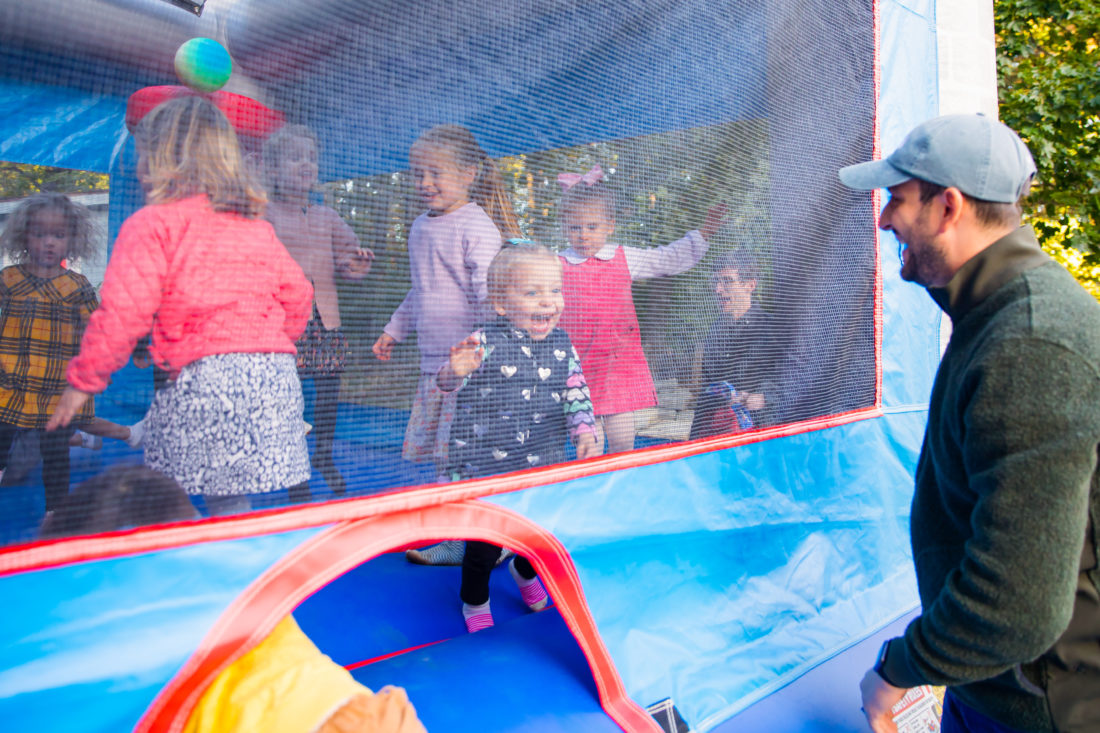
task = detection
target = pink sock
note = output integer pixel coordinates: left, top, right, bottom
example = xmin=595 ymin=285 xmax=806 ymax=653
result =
xmin=508 ymin=558 xmax=548 ymax=611
xmin=462 ymin=601 xmax=494 ymax=633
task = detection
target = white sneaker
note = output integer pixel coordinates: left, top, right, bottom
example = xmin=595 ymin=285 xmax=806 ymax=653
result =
xmin=125 ymin=419 xmax=146 ymax=448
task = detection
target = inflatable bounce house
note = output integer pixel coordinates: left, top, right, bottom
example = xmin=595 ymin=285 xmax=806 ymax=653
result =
xmin=0 ymin=1 xmax=999 ymax=730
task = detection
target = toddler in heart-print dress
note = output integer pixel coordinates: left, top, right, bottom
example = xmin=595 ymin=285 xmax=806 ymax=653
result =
xmin=436 ymin=241 xmax=599 ymax=632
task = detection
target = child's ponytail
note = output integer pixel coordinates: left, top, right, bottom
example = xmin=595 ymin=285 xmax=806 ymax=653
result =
xmin=469 ymin=149 xmax=520 ymax=239
xmin=415 ymin=125 xmax=520 ymax=238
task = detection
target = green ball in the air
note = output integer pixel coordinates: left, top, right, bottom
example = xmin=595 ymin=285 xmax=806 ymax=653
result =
xmin=174 ymin=38 xmax=232 ymax=93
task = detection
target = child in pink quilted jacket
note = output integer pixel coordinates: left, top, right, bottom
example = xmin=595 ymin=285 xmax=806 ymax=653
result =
xmin=48 ymin=95 xmax=314 ymax=516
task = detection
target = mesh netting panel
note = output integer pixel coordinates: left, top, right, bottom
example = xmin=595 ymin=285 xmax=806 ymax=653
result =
xmin=0 ymin=0 xmax=875 ymax=543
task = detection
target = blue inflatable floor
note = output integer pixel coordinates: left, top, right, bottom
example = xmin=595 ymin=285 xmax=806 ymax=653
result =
xmin=296 ymin=552 xmax=621 ymax=732
xmin=295 ymin=551 xmax=919 ymax=733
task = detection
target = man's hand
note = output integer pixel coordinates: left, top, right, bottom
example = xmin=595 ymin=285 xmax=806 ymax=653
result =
xmin=859 ymin=668 xmax=906 ymax=733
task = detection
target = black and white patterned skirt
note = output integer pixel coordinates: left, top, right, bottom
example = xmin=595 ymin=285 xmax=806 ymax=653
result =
xmin=144 ymin=352 xmax=311 ymax=496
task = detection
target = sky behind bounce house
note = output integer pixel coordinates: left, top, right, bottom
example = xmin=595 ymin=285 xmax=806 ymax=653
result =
xmin=0 ymin=0 xmax=956 ymax=730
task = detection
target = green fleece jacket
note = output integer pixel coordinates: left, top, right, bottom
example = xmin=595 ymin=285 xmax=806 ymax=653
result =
xmin=880 ymin=227 xmax=1100 ymax=732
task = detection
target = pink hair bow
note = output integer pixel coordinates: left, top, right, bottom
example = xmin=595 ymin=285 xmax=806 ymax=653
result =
xmin=557 ymin=164 xmax=604 ymax=191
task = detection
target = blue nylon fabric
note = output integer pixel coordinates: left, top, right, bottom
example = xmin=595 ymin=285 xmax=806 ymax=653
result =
xmin=878 ymin=0 xmax=943 ymax=410
xmin=0 ymin=80 xmax=127 ymax=173
xmin=0 ymin=527 xmax=323 ymax=732
xmin=488 ymin=411 xmax=926 ymax=728
xmin=241 ymin=1 xmax=768 ymax=181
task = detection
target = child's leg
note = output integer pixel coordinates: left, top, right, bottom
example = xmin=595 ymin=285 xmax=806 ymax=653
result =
xmin=311 ymin=372 xmax=345 ymax=495
xmin=461 ymin=540 xmax=502 ymax=632
xmin=77 ymin=417 xmax=131 ymax=442
xmin=406 ymin=539 xmax=465 ymax=565
xmin=508 ymin=556 xmax=549 ymax=611
xmin=287 ymin=480 xmax=311 ymax=504
xmin=204 ymin=494 xmax=253 ymax=516
xmin=0 ymin=423 xmax=19 ymax=476
xmin=601 ymin=411 xmax=636 ymax=454
xmin=39 ymin=426 xmax=74 ymax=513
xmin=460 ymin=541 xmax=500 ymax=606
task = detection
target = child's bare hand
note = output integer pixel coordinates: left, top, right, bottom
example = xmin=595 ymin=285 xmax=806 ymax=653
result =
xmin=372 ymin=332 xmax=396 ymax=361
xmin=46 ymin=387 xmax=92 ymax=431
xmin=744 ymin=392 xmax=765 ymax=411
xmin=700 ymin=203 xmax=729 ymax=242
xmin=448 ymin=334 xmax=484 ymax=379
xmin=575 ymin=431 xmax=600 ymax=460
xmin=343 ymin=248 xmax=375 ymax=279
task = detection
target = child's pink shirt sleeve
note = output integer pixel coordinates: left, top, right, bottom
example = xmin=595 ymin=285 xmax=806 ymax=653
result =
xmin=327 ymin=208 xmax=364 ymax=278
xmin=67 ymin=208 xmax=169 ymax=394
xmin=623 ymin=230 xmax=708 ymax=280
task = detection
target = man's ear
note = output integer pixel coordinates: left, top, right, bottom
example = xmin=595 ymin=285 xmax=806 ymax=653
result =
xmin=939 ymin=187 xmax=966 ymax=231
xmin=492 ymin=298 xmax=507 ymax=317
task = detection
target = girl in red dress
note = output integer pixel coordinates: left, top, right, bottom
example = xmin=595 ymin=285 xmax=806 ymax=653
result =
xmin=556 ymin=166 xmax=724 ymax=453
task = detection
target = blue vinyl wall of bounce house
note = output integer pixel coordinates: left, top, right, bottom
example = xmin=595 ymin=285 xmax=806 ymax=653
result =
xmin=0 ymin=0 xmax=944 ymax=731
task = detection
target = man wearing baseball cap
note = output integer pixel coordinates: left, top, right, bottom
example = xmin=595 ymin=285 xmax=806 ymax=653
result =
xmin=840 ymin=114 xmax=1100 ymax=733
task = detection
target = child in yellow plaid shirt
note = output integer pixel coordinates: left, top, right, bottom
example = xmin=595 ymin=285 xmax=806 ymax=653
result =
xmin=0 ymin=193 xmax=99 ymax=513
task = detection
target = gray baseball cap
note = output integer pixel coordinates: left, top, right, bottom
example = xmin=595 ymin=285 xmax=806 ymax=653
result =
xmin=838 ymin=114 xmax=1036 ymax=203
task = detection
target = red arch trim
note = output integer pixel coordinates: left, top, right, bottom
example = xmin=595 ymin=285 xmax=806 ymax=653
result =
xmin=134 ymin=500 xmax=662 ymax=733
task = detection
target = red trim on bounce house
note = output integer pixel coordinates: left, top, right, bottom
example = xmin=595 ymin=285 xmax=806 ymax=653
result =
xmin=0 ymin=405 xmax=882 ymax=577
xmin=872 ymin=0 xmax=884 ymax=410
xmin=133 ymin=501 xmax=662 ymax=733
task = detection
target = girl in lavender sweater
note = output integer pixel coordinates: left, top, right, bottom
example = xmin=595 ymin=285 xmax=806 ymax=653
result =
xmin=373 ymin=125 xmax=519 ymax=469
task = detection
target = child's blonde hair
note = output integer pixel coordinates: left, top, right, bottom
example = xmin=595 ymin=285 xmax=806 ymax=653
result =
xmin=135 ymin=95 xmax=266 ymax=218
xmin=413 ymin=125 xmax=520 ymax=238
xmin=261 ymin=123 xmax=319 ymax=197
xmin=487 ymin=240 xmax=561 ymax=306
xmin=0 ymin=192 xmax=98 ymax=263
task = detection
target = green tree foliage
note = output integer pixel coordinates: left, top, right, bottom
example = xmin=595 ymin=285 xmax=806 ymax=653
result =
xmin=327 ymin=122 xmax=769 ymax=407
xmin=996 ymin=0 xmax=1100 ymax=298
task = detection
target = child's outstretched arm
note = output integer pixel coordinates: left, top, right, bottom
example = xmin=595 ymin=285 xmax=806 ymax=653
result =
xmin=623 ymin=203 xmax=728 ymax=281
xmin=437 ymin=332 xmax=485 ymax=392
xmin=47 ymin=387 xmax=91 ymax=431
xmin=373 ymin=290 xmax=415 ymax=361
xmin=59 ymin=207 xmax=171 ymax=418
xmin=330 ymin=209 xmax=375 ymax=280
